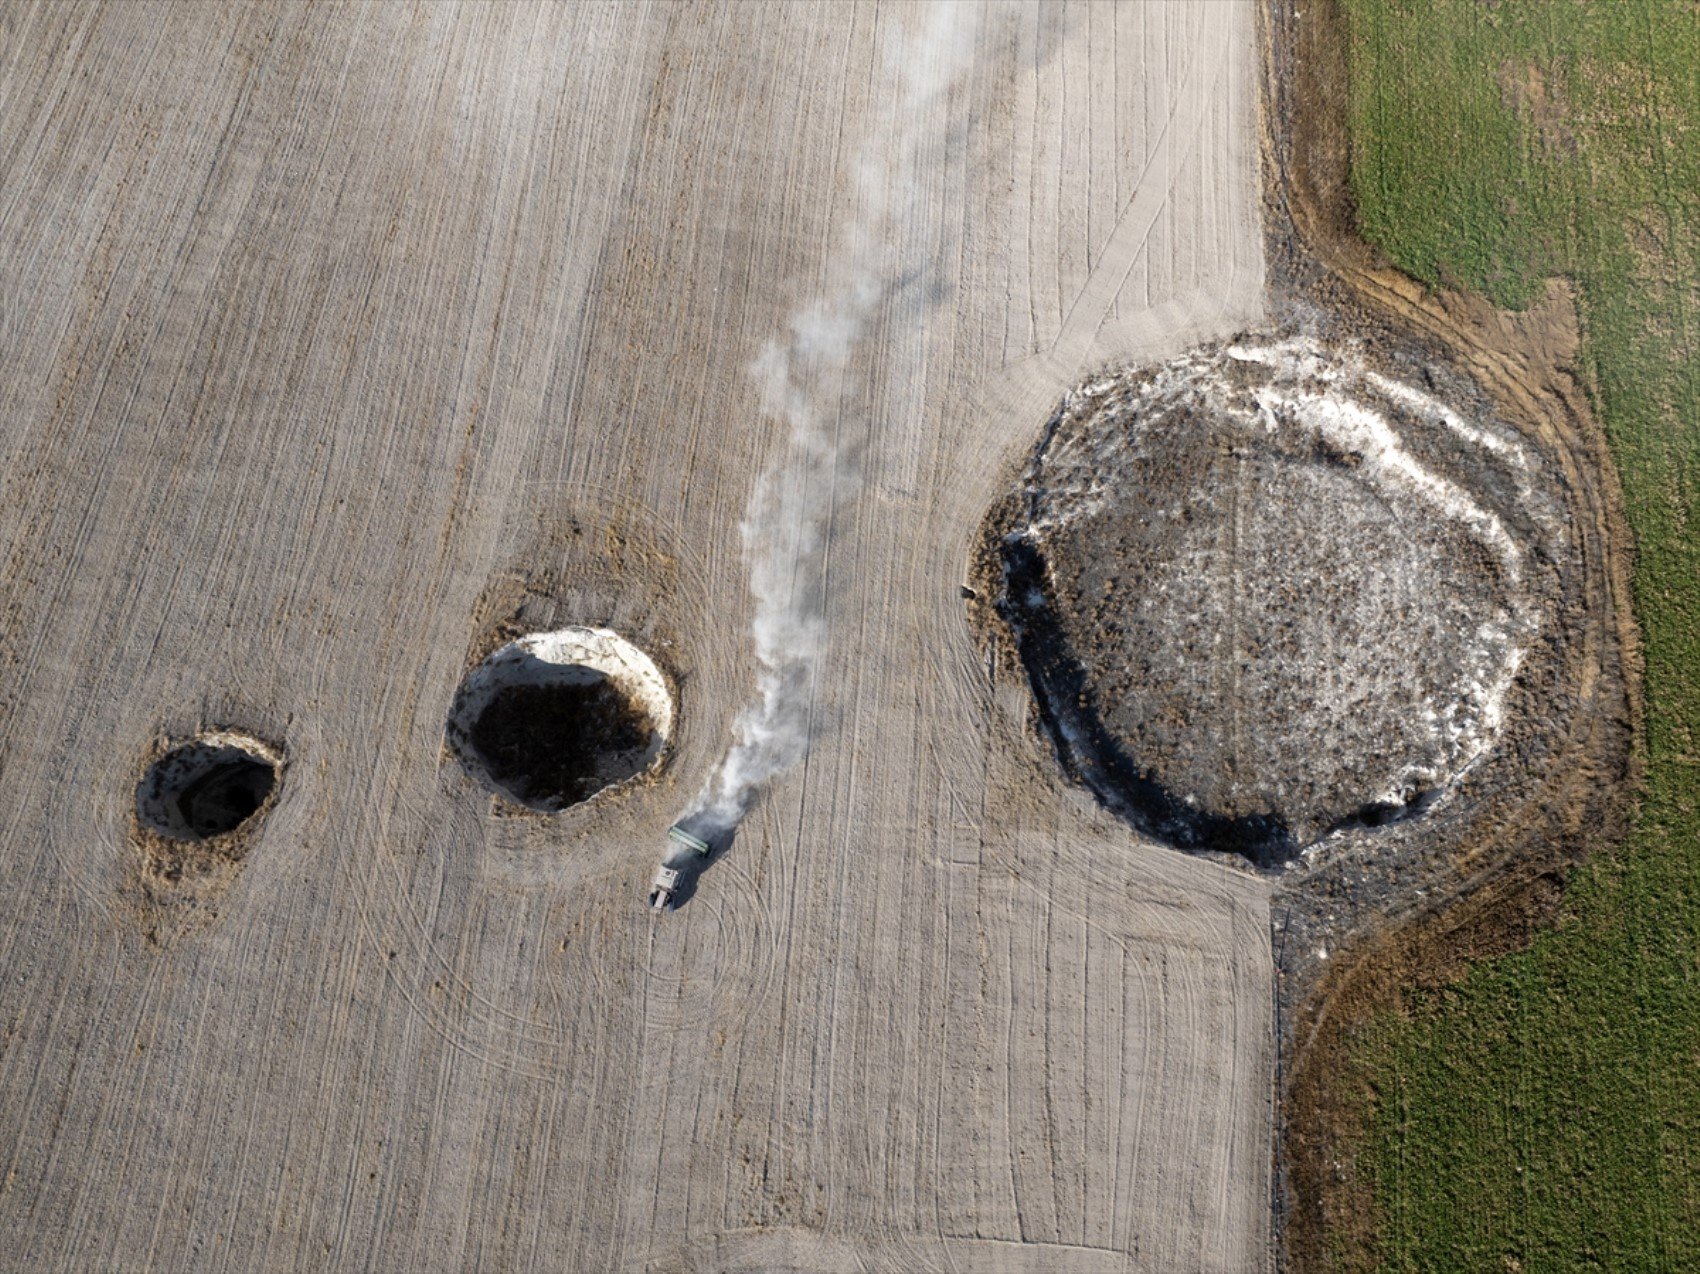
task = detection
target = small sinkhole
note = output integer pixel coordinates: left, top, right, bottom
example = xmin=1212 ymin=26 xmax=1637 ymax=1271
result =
xmin=136 ymin=733 xmax=281 ymax=842
xmin=447 ymin=627 xmax=674 ymax=812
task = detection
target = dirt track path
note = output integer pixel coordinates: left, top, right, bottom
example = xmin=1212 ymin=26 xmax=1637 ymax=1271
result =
xmin=0 ymin=4 xmax=1272 ymax=1269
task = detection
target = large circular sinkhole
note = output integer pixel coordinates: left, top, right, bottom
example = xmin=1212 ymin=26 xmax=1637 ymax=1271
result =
xmin=992 ymin=337 xmax=1565 ymax=867
xmin=446 ymin=627 xmax=674 ymax=811
xmin=136 ymin=732 xmax=282 ymax=842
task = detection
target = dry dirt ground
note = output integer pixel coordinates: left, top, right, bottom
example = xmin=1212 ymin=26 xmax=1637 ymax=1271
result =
xmin=0 ymin=3 xmax=1272 ymax=1271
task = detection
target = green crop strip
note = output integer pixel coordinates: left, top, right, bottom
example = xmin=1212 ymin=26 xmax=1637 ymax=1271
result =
xmin=1338 ymin=1 xmax=1700 ymax=1269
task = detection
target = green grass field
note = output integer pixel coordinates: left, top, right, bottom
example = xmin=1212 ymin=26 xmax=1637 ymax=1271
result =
xmin=1339 ymin=1 xmax=1700 ymax=1268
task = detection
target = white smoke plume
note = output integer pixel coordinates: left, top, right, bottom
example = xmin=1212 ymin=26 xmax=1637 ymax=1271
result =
xmin=683 ymin=7 xmax=984 ymax=838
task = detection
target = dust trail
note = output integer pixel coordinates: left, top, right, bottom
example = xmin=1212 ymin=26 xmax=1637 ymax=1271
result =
xmin=681 ymin=7 xmax=983 ymax=841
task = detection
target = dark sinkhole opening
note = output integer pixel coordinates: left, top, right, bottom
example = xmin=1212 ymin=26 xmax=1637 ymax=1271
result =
xmin=446 ymin=628 xmax=674 ymax=812
xmin=998 ymin=536 xmax=1434 ymax=870
xmin=467 ymin=672 xmax=657 ymax=808
xmin=136 ymin=734 xmax=280 ymax=842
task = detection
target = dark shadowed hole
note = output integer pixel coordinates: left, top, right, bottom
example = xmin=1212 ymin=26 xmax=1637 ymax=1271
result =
xmin=464 ymin=671 xmax=659 ymax=809
xmin=137 ymin=737 xmax=279 ymax=842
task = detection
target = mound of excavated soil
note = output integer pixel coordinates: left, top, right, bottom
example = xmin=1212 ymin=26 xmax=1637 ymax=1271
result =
xmin=997 ymin=337 xmax=1567 ymax=866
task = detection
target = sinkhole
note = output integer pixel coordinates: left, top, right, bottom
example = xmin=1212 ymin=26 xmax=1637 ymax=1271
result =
xmin=992 ymin=337 xmax=1563 ymax=866
xmin=446 ymin=627 xmax=674 ymax=811
xmin=136 ymin=732 xmax=281 ymax=842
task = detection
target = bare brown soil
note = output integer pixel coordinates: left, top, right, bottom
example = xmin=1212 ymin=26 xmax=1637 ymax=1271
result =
xmin=1259 ymin=0 xmax=1643 ymax=1268
xmin=0 ymin=5 xmax=1277 ymax=1267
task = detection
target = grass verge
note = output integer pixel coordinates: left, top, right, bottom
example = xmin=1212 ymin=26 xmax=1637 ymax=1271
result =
xmin=1338 ymin=1 xmax=1700 ymax=1268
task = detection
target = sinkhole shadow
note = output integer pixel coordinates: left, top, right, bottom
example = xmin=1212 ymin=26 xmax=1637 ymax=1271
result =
xmin=999 ymin=537 xmax=1305 ymax=869
xmin=136 ymin=734 xmax=281 ymax=843
xmin=998 ymin=537 xmax=1441 ymax=867
xmin=450 ymin=647 xmax=666 ymax=812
